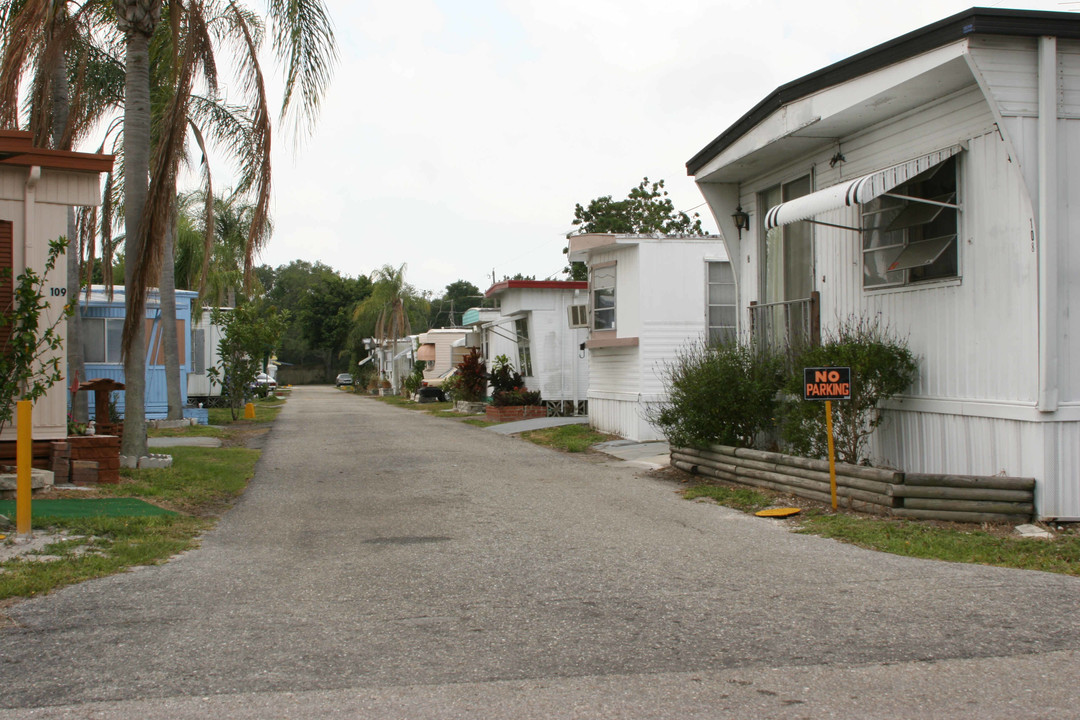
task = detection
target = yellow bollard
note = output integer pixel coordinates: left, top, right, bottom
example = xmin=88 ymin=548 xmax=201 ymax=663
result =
xmin=244 ymin=402 xmax=256 ymax=419
xmin=16 ymin=400 xmax=32 ymax=538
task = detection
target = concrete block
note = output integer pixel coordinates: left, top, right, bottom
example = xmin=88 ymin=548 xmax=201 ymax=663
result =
xmin=1014 ymin=523 xmax=1053 ymax=539
xmin=138 ymin=454 xmax=173 ymax=469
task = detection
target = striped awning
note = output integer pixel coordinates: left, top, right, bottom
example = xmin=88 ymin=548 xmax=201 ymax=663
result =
xmin=763 ymin=146 xmax=961 ymax=231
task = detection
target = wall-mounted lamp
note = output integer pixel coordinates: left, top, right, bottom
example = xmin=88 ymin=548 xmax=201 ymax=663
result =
xmin=731 ymin=205 xmax=750 ymax=238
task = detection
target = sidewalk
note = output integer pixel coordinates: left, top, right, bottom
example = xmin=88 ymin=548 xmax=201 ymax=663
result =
xmin=485 ymin=416 xmax=670 ymax=469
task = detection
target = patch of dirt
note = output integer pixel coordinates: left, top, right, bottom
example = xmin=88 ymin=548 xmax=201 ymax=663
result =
xmin=221 ymin=425 xmax=271 ymax=449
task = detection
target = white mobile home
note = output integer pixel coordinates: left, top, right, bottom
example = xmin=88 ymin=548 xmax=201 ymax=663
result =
xmin=688 ymin=8 xmax=1080 ymax=519
xmin=0 ymin=131 xmax=112 ymax=443
xmin=567 ymin=234 xmax=730 ymax=441
xmin=473 ymin=280 xmax=590 ymax=414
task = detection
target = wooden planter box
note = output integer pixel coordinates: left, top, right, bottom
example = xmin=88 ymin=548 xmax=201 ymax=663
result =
xmin=485 ymin=405 xmax=547 ymax=423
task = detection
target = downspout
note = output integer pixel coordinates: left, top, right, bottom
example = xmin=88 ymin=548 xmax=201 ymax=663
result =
xmin=1037 ymin=36 xmax=1058 ymax=412
xmin=21 ymin=166 xmax=41 ymax=273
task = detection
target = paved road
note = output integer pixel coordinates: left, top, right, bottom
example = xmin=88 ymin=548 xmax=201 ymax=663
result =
xmin=2 ymin=386 xmax=1079 ymax=718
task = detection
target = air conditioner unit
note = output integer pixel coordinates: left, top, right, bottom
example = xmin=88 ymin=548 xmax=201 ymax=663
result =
xmin=568 ymin=304 xmax=589 ymax=329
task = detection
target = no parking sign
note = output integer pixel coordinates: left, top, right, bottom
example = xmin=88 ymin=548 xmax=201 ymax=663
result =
xmin=802 ymin=366 xmax=851 ymax=509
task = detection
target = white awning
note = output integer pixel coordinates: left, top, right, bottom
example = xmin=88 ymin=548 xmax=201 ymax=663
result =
xmin=763 ymin=146 xmax=961 ymax=231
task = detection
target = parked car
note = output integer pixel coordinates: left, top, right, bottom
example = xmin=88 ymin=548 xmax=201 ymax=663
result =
xmin=416 ymin=385 xmax=446 ymax=402
xmin=335 ymin=373 xmax=354 ymax=387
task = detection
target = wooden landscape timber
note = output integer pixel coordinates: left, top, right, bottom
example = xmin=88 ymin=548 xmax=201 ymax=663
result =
xmin=670 ymin=444 xmax=1037 ymax=523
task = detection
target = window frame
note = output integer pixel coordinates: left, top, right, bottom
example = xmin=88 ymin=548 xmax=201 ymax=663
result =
xmin=706 ymin=260 xmax=737 ymax=345
xmin=861 ymin=155 xmax=961 ymax=290
xmin=81 ymin=317 xmax=124 ymax=364
xmin=590 ymin=262 xmax=616 ymax=331
xmin=515 ymin=316 xmax=533 ymax=377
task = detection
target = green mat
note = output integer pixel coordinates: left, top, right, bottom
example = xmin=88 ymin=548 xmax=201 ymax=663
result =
xmin=0 ymin=498 xmax=177 ymax=519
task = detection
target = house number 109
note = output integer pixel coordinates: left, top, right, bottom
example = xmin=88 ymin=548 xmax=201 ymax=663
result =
xmin=49 ymin=287 xmax=67 ymax=297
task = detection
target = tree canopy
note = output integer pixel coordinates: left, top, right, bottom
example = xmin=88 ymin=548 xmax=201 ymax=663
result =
xmin=564 ymin=177 xmax=706 ymax=279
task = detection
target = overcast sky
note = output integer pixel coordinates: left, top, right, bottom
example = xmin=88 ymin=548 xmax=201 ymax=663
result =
xmin=248 ymin=0 xmax=1072 ymax=296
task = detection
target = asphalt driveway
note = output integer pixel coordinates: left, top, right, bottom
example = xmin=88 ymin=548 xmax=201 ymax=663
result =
xmin=1 ymin=386 xmax=1078 ymax=718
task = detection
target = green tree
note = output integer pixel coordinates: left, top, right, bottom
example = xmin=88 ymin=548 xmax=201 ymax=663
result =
xmin=429 ymin=279 xmax=481 ymax=328
xmin=208 ymin=302 xmax=287 ymax=420
xmin=0 ymin=238 xmax=73 ymax=435
xmin=564 ymin=177 xmax=706 ymax=280
xmin=352 ymin=264 xmax=428 ymax=393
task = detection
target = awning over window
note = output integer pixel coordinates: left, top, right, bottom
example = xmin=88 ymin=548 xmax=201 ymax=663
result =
xmin=763 ymin=146 xmax=962 ymax=231
xmin=417 ymin=344 xmax=436 ymax=361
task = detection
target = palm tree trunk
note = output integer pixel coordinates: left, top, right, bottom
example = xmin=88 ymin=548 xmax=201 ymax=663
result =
xmin=161 ymin=200 xmax=183 ymax=420
xmin=119 ymin=17 xmax=154 ymax=459
xmin=51 ymin=52 xmax=89 ymax=424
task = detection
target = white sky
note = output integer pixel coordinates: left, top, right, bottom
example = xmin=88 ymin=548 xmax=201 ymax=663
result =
xmin=235 ymin=0 xmax=1073 ymax=295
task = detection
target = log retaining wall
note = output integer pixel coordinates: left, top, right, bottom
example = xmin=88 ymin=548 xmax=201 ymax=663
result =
xmin=671 ymin=445 xmax=1034 ymax=523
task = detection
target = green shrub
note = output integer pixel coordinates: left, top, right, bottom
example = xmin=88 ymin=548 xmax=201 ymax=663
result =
xmin=490 ymin=354 xmax=523 ymax=393
xmin=492 ymin=389 xmax=541 ymax=406
xmin=402 ymin=360 xmax=426 ymax=395
xmin=448 ymin=349 xmax=486 ymax=402
xmin=647 ymin=338 xmax=786 ymax=449
xmin=781 ymin=317 xmax=917 ymax=465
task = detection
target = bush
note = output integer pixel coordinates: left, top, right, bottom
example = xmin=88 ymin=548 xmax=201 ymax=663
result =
xmin=402 ymin=360 xmax=426 ymax=396
xmin=781 ymin=317 xmax=917 ymax=465
xmin=492 ymin=389 xmax=541 ymax=406
xmin=647 ymin=338 xmax=786 ymax=449
xmin=449 ymin=349 xmax=486 ymax=402
xmin=489 ymin=354 xmax=523 ymax=394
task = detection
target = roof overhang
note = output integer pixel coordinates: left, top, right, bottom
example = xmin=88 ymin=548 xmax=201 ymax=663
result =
xmin=0 ymin=129 xmax=113 ymax=173
xmin=688 ymin=7 xmax=1080 ymax=181
xmin=484 ymin=279 xmax=588 ymax=298
xmin=566 ymin=232 xmax=722 ymax=263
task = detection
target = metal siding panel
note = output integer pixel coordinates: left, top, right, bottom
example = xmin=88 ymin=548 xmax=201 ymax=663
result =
xmin=1059 ymin=40 xmax=1080 ymax=116
xmin=968 ymin=36 xmax=1039 ymax=116
xmin=1059 ymin=116 xmax=1080 ymax=403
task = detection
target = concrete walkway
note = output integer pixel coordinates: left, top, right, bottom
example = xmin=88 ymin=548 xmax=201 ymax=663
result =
xmin=484 ymin=415 xmax=589 ymax=435
xmin=147 ymin=436 xmax=222 ymax=448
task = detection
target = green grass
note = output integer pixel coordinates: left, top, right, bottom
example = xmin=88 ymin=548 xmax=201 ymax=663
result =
xmin=461 ymin=417 xmax=498 ymax=427
xmin=148 ymin=423 xmax=227 ymax=438
xmin=0 ymin=515 xmax=208 ymax=601
xmin=683 ymin=484 xmax=774 ymax=513
xmin=93 ymin=445 xmax=259 ymax=514
xmin=1 ymin=424 xmax=264 ymax=601
xmin=208 ymin=400 xmax=282 ymax=425
xmin=796 ymin=513 xmax=1080 ymax=576
xmin=520 ymin=424 xmax=616 ymax=453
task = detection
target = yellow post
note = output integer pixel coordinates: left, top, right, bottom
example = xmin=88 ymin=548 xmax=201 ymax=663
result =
xmin=16 ymin=400 xmax=32 ymax=538
xmin=825 ymin=400 xmax=837 ymax=510
xmin=244 ymin=402 xmax=256 ymax=419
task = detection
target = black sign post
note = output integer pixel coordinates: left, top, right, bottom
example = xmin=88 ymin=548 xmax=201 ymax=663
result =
xmin=803 ymin=367 xmax=852 ymax=509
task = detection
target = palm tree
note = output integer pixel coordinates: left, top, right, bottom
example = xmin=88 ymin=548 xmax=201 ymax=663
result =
xmin=353 ymin=264 xmax=428 ymax=393
xmin=115 ymin=0 xmax=336 ymax=454
xmin=1 ymin=0 xmax=124 ymax=422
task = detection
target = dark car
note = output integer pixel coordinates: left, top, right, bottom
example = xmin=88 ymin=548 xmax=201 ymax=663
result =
xmin=335 ymin=373 xmax=353 ymax=387
xmin=416 ymin=385 xmax=446 ymax=402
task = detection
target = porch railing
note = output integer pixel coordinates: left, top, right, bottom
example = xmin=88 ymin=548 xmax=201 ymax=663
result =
xmin=748 ymin=291 xmax=820 ymax=354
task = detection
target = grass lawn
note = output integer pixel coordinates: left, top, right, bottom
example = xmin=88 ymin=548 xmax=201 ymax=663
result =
xmin=677 ymin=477 xmax=1080 ymax=576
xmin=520 ymin=424 xmax=617 ymax=453
xmin=796 ymin=511 xmax=1080 ymax=576
xmin=207 ymin=396 xmax=284 ymax=425
xmin=1 ymin=401 xmax=272 ymax=602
